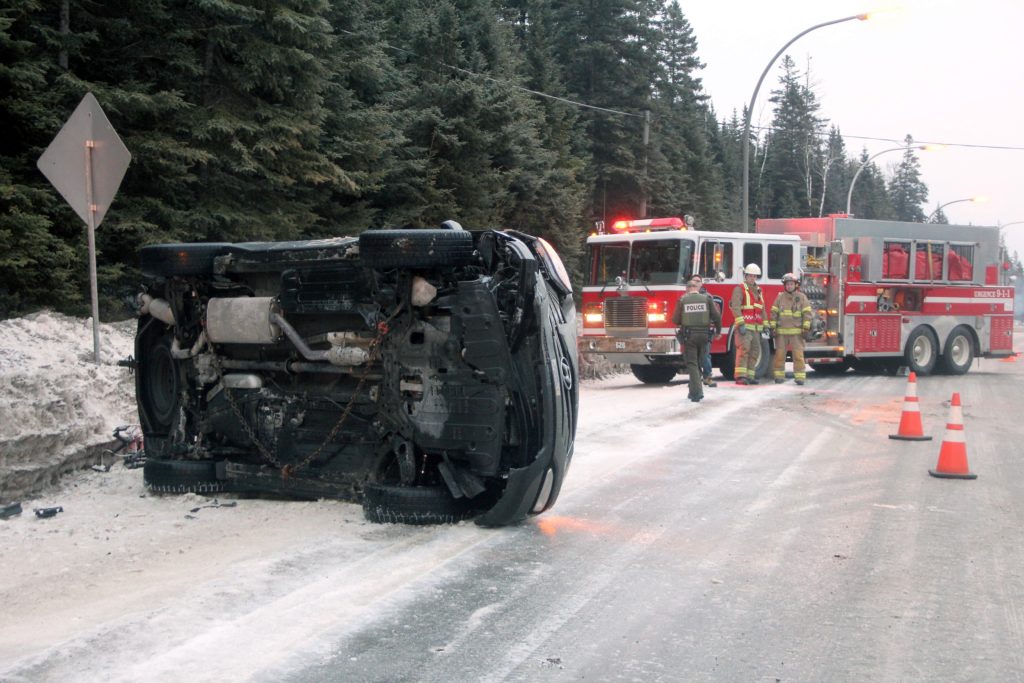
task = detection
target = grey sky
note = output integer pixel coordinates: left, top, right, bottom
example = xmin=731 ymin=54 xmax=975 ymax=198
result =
xmin=683 ymin=0 xmax=1024 ymax=259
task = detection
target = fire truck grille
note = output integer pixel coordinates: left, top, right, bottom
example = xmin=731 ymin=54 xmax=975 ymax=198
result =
xmin=604 ymin=297 xmax=647 ymax=328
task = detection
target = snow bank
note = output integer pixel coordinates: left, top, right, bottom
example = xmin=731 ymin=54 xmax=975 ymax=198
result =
xmin=0 ymin=311 xmax=138 ymax=499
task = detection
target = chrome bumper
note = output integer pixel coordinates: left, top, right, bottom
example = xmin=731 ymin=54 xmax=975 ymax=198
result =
xmin=581 ymin=336 xmax=679 ymax=355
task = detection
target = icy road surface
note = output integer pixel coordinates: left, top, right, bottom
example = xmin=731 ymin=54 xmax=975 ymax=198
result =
xmin=2 ymin=354 xmax=1024 ymax=681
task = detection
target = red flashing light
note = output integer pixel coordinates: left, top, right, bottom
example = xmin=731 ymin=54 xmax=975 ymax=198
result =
xmin=610 ymin=217 xmax=686 ymax=233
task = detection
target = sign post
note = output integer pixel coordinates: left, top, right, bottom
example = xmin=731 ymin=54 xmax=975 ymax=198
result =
xmin=37 ymin=93 xmax=131 ymax=364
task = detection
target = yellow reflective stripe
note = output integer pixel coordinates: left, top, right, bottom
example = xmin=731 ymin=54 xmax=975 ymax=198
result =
xmin=801 ymin=307 xmax=812 ymax=313
xmin=777 ymin=327 xmax=802 ymax=334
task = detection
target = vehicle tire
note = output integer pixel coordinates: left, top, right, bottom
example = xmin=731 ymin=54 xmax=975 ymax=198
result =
xmin=143 ymin=457 xmax=227 ymax=494
xmin=358 ymin=229 xmax=476 ymax=268
xmin=939 ymin=326 xmax=975 ymax=375
xmin=630 ymin=364 xmax=678 ymax=384
xmin=135 ymin=322 xmax=187 ymax=458
xmin=811 ymin=360 xmax=849 ymax=375
xmin=139 ymin=243 xmax=232 ymax=278
xmin=717 ymin=347 xmax=736 ymax=380
xmin=362 ymin=484 xmax=473 ymax=525
xmin=905 ymin=326 xmax=940 ymax=376
xmin=754 ymin=336 xmax=773 ymax=379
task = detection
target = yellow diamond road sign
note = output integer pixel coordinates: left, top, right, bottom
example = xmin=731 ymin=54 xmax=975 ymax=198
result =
xmin=36 ymin=92 xmax=131 ymax=228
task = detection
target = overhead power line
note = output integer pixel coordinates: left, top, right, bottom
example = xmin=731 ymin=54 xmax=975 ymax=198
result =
xmin=338 ymin=29 xmax=1024 ymax=149
xmin=336 ymin=27 xmax=643 ymax=118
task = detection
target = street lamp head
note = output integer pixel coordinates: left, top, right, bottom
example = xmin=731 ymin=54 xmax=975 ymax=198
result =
xmin=926 ymin=195 xmax=991 ymax=223
xmin=859 ymin=8 xmax=905 ymax=22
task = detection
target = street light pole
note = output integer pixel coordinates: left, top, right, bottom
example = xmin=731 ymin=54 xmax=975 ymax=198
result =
xmin=741 ymin=12 xmax=870 ymax=231
xmin=846 ymin=144 xmax=941 ymax=216
xmin=926 ymin=196 xmax=988 ymax=223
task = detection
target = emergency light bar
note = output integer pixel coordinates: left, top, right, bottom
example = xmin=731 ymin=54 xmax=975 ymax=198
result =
xmin=611 ymin=217 xmax=686 ymax=233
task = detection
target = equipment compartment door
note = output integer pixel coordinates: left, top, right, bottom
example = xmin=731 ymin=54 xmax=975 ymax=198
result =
xmin=990 ymin=316 xmax=1014 ymax=351
xmin=853 ymin=315 xmax=902 ymax=353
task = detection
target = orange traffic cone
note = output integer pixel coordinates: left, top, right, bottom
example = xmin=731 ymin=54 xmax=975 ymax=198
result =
xmin=929 ymin=393 xmax=977 ymax=480
xmin=889 ymin=371 xmax=932 ymax=441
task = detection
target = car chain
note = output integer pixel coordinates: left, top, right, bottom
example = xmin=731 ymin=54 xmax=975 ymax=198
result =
xmin=211 ymin=304 xmax=404 ymax=479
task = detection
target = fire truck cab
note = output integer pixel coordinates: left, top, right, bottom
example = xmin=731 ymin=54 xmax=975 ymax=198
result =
xmin=758 ymin=216 xmax=1015 ymax=375
xmin=581 ymin=217 xmax=801 ymax=383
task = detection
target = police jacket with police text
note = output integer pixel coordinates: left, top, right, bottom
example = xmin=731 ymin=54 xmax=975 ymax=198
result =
xmin=672 ymin=292 xmax=722 ymax=334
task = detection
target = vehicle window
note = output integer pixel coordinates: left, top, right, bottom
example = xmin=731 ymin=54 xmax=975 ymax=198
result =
xmin=628 ymin=239 xmax=694 ymax=285
xmin=882 ymin=241 xmax=911 ymax=279
xmin=914 ymin=241 xmax=945 ymax=281
xmin=947 ymin=244 xmax=974 ymax=281
xmin=766 ymin=243 xmax=792 ymax=279
xmin=589 ymin=243 xmax=630 ymax=285
xmin=698 ymin=241 xmax=733 ymax=279
xmin=742 ymin=243 xmax=763 ymax=273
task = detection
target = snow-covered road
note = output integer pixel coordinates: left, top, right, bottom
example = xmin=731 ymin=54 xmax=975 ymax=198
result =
xmin=2 ymin=316 xmax=1024 ymax=682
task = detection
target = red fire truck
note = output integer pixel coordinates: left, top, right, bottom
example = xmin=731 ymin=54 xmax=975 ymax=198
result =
xmin=581 ymin=217 xmax=800 ymax=383
xmin=581 ymin=215 xmax=1015 ymax=383
xmin=758 ymin=215 xmax=1014 ymax=375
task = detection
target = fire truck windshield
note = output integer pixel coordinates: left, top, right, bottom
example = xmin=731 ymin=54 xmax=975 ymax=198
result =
xmin=588 ymin=239 xmax=695 ymax=286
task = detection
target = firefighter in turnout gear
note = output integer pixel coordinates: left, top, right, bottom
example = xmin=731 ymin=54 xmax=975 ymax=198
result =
xmin=672 ymin=277 xmax=722 ymax=402
xmin=729 ymin=263 xmax=765 ymax=385
xmin=769 ymin=272 xmax=813 ymax=384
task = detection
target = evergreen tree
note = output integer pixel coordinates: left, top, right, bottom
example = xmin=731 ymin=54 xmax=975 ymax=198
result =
xmin=846 ymin=147 xmax=892 ymax=219
xmin=818 ymin=126 xmax=850 ymax=216
xmin=317 ymin=0 xmax=416 ymax=233
xmin=0 ymin=0 xmax=82 ymax=315
xmin=928 ymin=206 xmax=949 ymax=224
xmin=887 ymin=134 xmax=928 ymax=222
xmin=711 ymin=109 xmax=746 ymax=227
xmin=646 ymin=1 xmax=727 ymax=229
xmin=500 ymin=0 xmax=587 ymax=266
xmin=551 ymin=0 xmax=661 ymax=223
xmin=175 ymin=0 xmax=341 ymax=242
xmin=757 ymin=55 xmax=826 ymax=219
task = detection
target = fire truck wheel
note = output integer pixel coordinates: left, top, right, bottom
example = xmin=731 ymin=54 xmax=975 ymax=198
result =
xmin=630 ymin=364 xmax=678 ymax=384
xmin=716 ymin=351 xmax=735 ymax=380
xmin=905 ymin=326 xmax=939 ymax=376
xmin=939 ymin=326 xmax=975 ymax=375
xmin=811 ymin=361 xmax=849 ymax=375
xmin=754 ymin=338 xmax=772 ymax=379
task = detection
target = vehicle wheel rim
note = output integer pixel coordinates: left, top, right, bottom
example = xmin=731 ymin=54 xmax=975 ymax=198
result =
xmin=950 ymin=334 xmax=969 ymax=366
xmin=913 ymin=335 xmax=933 ymax=367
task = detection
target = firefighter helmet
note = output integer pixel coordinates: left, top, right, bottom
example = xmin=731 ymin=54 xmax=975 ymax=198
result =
xmin=782 ymin=272 xmax=798 ymax=284
xmin=743 ymin=263 xmax=762 ymax=276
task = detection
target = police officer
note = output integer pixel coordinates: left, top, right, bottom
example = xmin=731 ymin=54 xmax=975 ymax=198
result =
xmin=672 ymin=277 xmax=722 ymax=403
xmin=698 ymin=279 xmax=720 ymax=387
xmin=769 ymin=272 xmax=813 ymax=385
xmin=729 ymin=263 xmax=765 ymax=385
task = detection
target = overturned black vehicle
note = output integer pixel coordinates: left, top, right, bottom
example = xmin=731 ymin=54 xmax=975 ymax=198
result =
xmin=133 ymin=226 xmax=578 ymax=526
